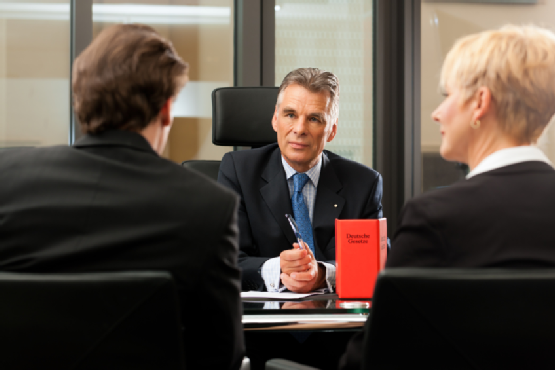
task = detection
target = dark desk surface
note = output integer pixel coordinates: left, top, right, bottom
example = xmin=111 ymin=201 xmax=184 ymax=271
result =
xmin=242 ymin=293 xmax=371 ymax=331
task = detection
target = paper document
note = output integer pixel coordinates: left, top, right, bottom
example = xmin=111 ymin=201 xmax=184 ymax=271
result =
xmin=241 ymin=288 xmax=328 ymax=300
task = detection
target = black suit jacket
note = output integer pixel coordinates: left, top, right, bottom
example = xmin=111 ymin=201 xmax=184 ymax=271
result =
xmin=388 ymin=161 xmax=555 ymax=268
xmin=217 ymin=143 xmax=384 ymax=291
xmin=0 ymin=130 xmax=244 ymax=370
xmin=340 ymin=161 xmax=555 ymax=370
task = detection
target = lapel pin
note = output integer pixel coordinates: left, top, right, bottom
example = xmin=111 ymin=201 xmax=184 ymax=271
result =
xmin=334 ymin=204 xmax=337 ymax=207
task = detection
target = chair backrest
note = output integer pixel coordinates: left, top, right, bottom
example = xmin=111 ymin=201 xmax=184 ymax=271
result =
xmin=364 ymin=268 xmax=555 ymax=370
xmin=182 ymin=159 xmax=221 ymax=181
xmin=0 ymin=271 xmax=185 ymax=370
xmin=212 ymin=86 xmax=278 ymax=147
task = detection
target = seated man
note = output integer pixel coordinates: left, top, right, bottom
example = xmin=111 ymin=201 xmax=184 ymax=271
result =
xmin=218 ymin=67 xmax=384 ymax=294
xmin=0 ymin=24 xmax=243 ymax=370
xmin=218 ymin=68 xmax=384 ymax=370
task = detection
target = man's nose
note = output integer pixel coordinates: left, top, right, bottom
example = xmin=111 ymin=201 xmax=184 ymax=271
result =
xmin=292 ymin=117 xmax=308 ymax=134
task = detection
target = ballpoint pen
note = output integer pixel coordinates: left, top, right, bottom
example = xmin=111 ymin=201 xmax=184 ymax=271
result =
xmin=285 ymin=214 xmax=305 ymax=250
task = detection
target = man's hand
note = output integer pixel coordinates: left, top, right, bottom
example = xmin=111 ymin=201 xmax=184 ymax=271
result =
xmin=280 ymin=242 xmax=312 ymax=275
xmin=280 ymin=242 xmax=326 ymax=293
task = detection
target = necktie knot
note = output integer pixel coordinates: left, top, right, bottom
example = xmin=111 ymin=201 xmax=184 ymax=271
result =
xmin=293 ymin=173 xmax=310 ymax=193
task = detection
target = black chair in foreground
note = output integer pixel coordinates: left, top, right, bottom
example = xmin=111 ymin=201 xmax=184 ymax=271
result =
xmin=0 ymin=271 xmax=185 ymax=370
xmin=365 ymin=268 xmax=555 ymax=369
xmin=267 ymin=268 xmax=555 ymax=369
xmin=182 ymin=86 xmax=278 ymax=181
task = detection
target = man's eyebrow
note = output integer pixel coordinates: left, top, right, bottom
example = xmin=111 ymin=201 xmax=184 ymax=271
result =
xmin=282 ymin=107 xmax=297 ymax=114
xmin=308 ymin=112 xmax=326 ymax=121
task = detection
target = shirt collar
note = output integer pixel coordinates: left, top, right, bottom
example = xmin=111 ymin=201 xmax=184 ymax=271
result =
xmin=466 ymin=146 xmax=552 ymax=179
xmin=281 ymin=154 xmax=322 ymax=188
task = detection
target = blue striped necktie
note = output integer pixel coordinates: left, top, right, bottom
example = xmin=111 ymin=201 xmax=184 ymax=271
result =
xmin=292 ymin=173 xmax=315 ymax=254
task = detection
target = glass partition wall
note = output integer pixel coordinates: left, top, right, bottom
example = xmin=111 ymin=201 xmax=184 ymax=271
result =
xmin=1 ymin=0 xmax=374 ymax=167
xmin=275 ymin=0 xmax=373 ymax=167
xmin=92 ymin=0 xmax=234 ymax=163
xmin=0 ymin=0 xmax=71 ymax=148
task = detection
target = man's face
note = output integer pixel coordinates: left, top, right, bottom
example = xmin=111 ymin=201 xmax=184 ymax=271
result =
xmin=272 ymin=84 xmax=337 ymax=173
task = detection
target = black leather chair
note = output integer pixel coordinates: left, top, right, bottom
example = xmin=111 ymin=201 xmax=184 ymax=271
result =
xmin=267 ymin=268 xmax=555 ymax=369
xmin=211 ymin=86 xmax=278 ymax=147
xmin=0 ymin=271 xmax=185 ymax=370
xmin=182 ymin=87 xmax=278 ymax=181
xmin=181 ymin=159 xmax=222 ymax=181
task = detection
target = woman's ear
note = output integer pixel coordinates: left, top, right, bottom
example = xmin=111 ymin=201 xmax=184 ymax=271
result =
xmin=473 ymin=86 xmax=492 ymax=122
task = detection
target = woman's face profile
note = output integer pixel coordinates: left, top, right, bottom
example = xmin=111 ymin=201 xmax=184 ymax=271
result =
xmin=432 ymin=83 xmax=475 ymax=164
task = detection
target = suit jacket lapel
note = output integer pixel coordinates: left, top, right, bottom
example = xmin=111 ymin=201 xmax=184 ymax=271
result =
xmin=260 ymin=148 xmax=297 ymax=246
xmin=313 ymin=152 xmax=345 ymax=259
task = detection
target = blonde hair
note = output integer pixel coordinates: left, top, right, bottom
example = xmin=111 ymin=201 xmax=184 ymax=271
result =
xmin=441 ymin=25 xmax=555 ymax=143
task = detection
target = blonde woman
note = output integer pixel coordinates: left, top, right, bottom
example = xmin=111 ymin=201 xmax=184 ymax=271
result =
xmin=388 ymin=25 xmax=555 ymax=268
xmin=340 ymin=25 xmax=555 ymax=370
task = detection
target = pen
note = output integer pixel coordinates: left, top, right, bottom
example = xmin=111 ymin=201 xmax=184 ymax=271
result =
xmin=285 ymin=214 xmax=305 ymax=250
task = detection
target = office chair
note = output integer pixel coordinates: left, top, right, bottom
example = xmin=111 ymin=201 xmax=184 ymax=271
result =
xmin=363 ymin=268 xmax=555 ymax=369
xmin=0 ymin=271 xmax=185 ymax=370
xmin=181 ymin=159 xmax=222 ymax=181
xmin=211 ymin=86 xmax=278 ymax=147
xmin=182 ymin=87 xmax=278 ymax=180
xmin=267 ymin=268 xmax=555 ymax=369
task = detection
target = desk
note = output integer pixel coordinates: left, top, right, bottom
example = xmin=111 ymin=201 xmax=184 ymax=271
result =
xmin=242 ymin=293 xmax=370 ymax=331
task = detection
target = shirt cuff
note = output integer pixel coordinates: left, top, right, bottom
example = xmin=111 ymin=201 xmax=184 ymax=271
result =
xmin=319 ymin=261 xmax=336 ymax=293
xmin=261 ymin=257 xmax=287 ymax=292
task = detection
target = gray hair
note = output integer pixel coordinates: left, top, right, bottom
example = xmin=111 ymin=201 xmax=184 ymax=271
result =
xmin=276 ymin=68 xmax=340 ymax=125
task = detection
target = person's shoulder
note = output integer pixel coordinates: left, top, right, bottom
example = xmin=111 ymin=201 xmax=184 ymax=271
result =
xmin=0 ymin=145 xmax=72 ymax=165
xmin=161 ymin=158 xmax=237 ymax=199
xmin=411 ymin=179 xmax=470 ymax=204
xmin=484 ymin=160 xmax=555 ymax=177
xmin=323 ymin=149 xmax=381 ymax=180
xmin=402 ymin=179 xmax=481 ymax=223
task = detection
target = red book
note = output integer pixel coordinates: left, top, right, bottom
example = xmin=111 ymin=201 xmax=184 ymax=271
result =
xmin=335 ymin=218 xmax=387 ymax=299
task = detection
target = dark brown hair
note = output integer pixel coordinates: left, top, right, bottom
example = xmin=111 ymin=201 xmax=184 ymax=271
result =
xmin=72 ymin=24 xmax=188 ymax=134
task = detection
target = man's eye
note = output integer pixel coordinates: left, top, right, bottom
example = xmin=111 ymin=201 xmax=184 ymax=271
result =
xmin=286 ymin=113 xmax=295 ymax=118
xmin=309 ymin=117 xmax=321 ymax=123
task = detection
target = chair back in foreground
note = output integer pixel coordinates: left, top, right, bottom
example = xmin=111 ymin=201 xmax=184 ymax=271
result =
xmin=182 ymin=159 xmax=222 ymax=181
xmin=212 ymin=87 xmax=278 ymax=147
xmin=364 ymin=268 xmax=555 ymax=370
xmin=0 ymin=271 xmax=185 ymax=370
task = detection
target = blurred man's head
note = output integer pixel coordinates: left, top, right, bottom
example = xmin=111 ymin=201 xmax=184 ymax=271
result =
xmin=72 ymin=24 xmax=188 ymax=153
xmin=272 ymin=68 xmax=339 ymax=173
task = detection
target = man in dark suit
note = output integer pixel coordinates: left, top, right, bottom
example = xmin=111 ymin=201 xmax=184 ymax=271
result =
xmin=218 ymin=68 xmax=384 ymax=294
xmin=218 ymin=68 xmax=384 ymax=370
xmin=0 ymin=24 xmax=244 ymax=370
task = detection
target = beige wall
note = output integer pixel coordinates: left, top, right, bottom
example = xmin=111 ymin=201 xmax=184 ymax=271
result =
xmin=0 ymin=14 xmax=71 ymax=147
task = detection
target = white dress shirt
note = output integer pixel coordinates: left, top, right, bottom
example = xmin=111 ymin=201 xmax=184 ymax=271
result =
xmin=466 ymin=146 xmax=552 ymax=179
xmin=260 ymin=155 xmax=336 ymax=292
